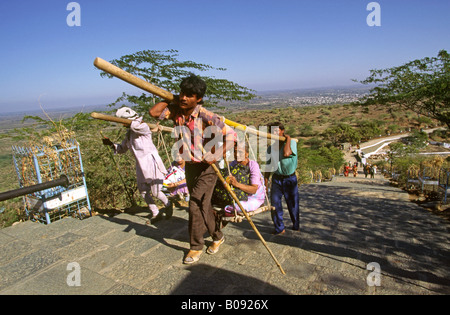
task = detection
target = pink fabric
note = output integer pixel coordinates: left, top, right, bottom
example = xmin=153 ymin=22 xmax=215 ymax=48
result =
xmin=115 ymin=118 xmax=167 ymax=191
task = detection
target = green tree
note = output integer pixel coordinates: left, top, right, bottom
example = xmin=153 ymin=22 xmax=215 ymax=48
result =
xmin=357 ymin=120 xmax=382 ymax=140
xmin=298 ymin=123 xmax=314 ymax=137
xmin=386 ymin=131 xmax=429 ymax=177
xmin=403 ymin=130 xmax=429 ymax=150
xmin=99 ymin=49 xmax=256 ymax=114
xmin=322 ymin=123 xmax=361 ymax=145
xmin=355 ymin=50 xmax=450 ymax=128
xmin=297 ymin=144 xmax=345 ymax=184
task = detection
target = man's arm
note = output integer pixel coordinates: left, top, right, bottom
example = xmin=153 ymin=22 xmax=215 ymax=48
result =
xmin=149 ymin=101 xmax=170 ymax=119
xmin=149 ymin=96 xmax=179 ymax=119
xmin=283 ymin=134 xmax=293 ymax=157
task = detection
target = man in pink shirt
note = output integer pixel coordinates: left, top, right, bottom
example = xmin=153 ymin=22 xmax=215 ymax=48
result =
xmin=149 ymin=74 xmax=236 ymax=264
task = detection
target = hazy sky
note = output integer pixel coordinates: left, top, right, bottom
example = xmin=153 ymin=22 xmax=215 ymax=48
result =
xmin=0 ymin=0 xmax=449 ymax=112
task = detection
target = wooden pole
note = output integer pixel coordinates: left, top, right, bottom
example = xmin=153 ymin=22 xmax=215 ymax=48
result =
xmin=90 ymin=112 xmax=174 ymax=133
xmin=94 ymin=57 xmax=174 ymax=101
xmin=211 ymin=162 xmax=285 ymax=275
xmin=222 ymin=117 xmax=298 ymax=143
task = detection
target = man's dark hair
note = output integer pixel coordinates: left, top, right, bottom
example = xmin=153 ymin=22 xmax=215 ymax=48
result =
xmin=267 ymin=122 xmax=285 ymax=130
xmin=180 ymin=74 xmax=207 ymax=99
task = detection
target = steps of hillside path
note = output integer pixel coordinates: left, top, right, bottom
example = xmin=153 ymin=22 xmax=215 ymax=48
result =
xmin=1 ymin=172 xmax=449 ymax=295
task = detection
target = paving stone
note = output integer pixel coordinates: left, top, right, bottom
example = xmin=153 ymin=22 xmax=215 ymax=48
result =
xmin=0 ymin=249 xmax=61 ymax=291
xmin=1 ymin=173 xmax=449 ymax=295
xmin=0 ymin=261 xmax=116 ymax=295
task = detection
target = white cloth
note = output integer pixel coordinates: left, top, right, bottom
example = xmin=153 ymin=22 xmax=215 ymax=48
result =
xmin=114 ymin=117 xmax=168 ymax=212
xmin=116 ymin=107 xmax=138 ymax=120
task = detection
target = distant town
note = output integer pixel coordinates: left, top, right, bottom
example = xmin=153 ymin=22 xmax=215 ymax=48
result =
xmin=223 ymin=86 xmax=371 ymax=111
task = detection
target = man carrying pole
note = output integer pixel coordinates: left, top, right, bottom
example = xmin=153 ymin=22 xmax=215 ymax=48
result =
xmin=149 ymin=74 xmax=236 ymax=264
xmin=264 ymin=122 xmax=300 ymax=235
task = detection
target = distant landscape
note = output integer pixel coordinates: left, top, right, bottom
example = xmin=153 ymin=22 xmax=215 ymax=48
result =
xmin=0 ymin=104 xmax=110 ymax=135
xmin=0 ymin=85 xmax=370 ymax=121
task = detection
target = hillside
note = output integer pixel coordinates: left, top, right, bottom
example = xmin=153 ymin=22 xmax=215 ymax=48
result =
xmin=223 ymin=103 xmax=441 ymax=140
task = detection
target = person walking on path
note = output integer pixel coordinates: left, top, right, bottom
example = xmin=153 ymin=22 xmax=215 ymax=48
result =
xmin=352 ymin=163 xmax=358 ymax=177
xmin=264 ymin=122 xmax=300 ymax=235
xmin=370 ymin=164 xmax=377 ymax=179
xmin=364 ymin=164 xmax=370 ymax=178
xmin=102 ymin=107 xmax=173 ymax=221
xmin=149 ymin=74 xmax=237 ymax=264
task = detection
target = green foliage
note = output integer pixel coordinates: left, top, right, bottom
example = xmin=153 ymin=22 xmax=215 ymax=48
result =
xmin=391 ymin=155 xmax=424 ymax=185
xmin=357 ymin=120 xmax=383 ymax=140
xmin=388 ymin=142 xmax=418 ymax=159
xmin=416 ymin=116 xmax=433 ymax=126
xmin=298 ymin=124 xmax=314 ymax=137
xmin=0 ymin=199 xmax=22 ymax=228
xmin=355 ymin=49 xmax=450 ymax=128
xmin=429 ymin=128 xmax=450 ymax=141
xmin=78 ymin=126 xmax=140 ymax=210
xmin=387 ymin=131 xmax=429 ymax=170
xmin=387 ymin=124 xmax=400 ymax=134
xmin=201 ymin=77 xmax=256 ymax=106
xmin=297 ymin=141 xmax=345 ymax=184
xmin=304 ymin=137 xmax=325 ymax=149
xmin=322 ymin=123 xmax=361 ymax=145
xmin=402 ymin=130 xmax=428 ymax=149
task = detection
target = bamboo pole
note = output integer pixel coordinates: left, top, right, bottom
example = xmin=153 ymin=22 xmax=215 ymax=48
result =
xmin=91 ymin=112 xmax=296 ymax=144
xmin=94 ymin=57 xmax=174 ymax=101
xmin=90 ymin=112 xmax=174 ymax=133
xmin=222 ymin=117 xmax=298 ymax=143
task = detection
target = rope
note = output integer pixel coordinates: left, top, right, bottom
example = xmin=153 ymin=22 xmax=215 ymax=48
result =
xmin=152 ymin=122 xmax=172 ymax=168
xmin=245 ymin=132 xmax=271 ymax=208
xmin=224 ymin=158 xmax=238 ymax=218
xmin=158 ymin=129 xmax=172 ymax=167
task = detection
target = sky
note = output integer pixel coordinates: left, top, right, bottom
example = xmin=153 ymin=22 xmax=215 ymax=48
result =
xmin=0 ymin=0 xmax=449 ymax=112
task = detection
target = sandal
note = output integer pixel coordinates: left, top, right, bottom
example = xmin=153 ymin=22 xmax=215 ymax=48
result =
xmin=183 ymin=250 xmax=202 ymax=264
xmin=206 ymin=237 xmax=225 ymax=255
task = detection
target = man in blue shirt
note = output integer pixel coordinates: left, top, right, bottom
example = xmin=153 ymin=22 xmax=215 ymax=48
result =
xmin=264 ymin=122 xmax=300 ymax=235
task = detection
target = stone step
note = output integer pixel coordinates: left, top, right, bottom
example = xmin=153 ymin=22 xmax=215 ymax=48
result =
xmin=1 ymin=180 xmax=449 ymax=295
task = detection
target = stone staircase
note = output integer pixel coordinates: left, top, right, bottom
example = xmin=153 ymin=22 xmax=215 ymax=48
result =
xmin=1 ymin=173 xmax=449 ymax=295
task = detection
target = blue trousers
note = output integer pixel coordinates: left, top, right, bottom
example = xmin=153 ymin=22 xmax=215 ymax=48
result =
xmin=271 ymin=174 xmax=300 ymax=233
